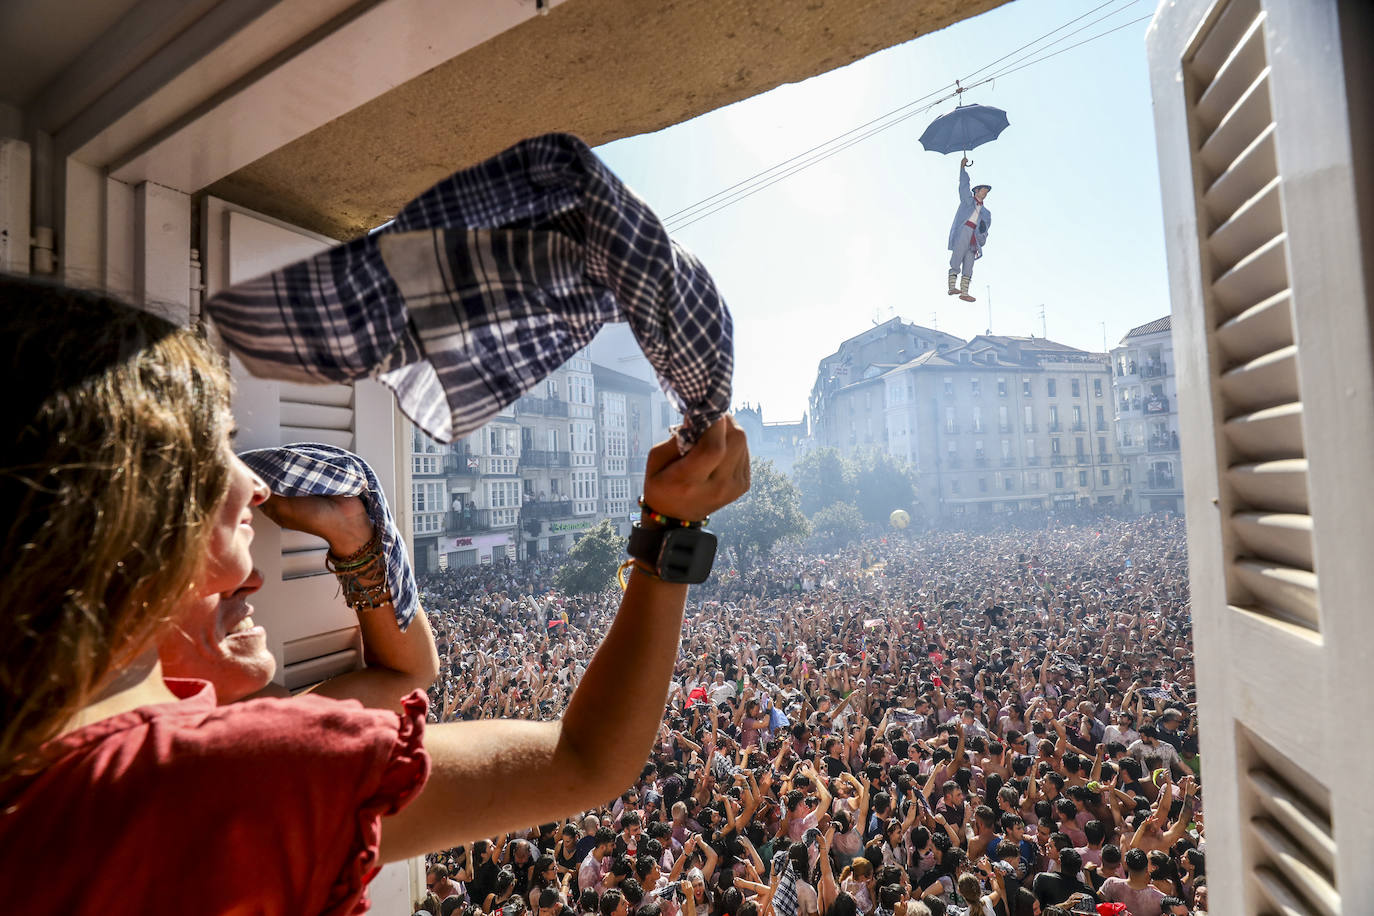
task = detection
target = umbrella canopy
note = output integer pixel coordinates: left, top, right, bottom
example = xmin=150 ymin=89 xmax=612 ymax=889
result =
xmin=918 ymin=103 xmax=1010 ymax=154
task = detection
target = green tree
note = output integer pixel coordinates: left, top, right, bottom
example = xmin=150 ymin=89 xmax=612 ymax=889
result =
xmin=810 ymin=501 xmax=865 ymax=548
xmin=849 ymin=449 xmax=917 ymax=524
xmin=554 ymin=519 xmax=626 ymax=595
xmin=792 ymin=447 xmax=856 ymax=515
xmin=713 ymin=458 xmax=810 ymax=571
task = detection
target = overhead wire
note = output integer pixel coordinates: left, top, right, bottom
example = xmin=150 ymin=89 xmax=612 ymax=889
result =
xmin=660 ymin=1 xmax=1150 ymax=233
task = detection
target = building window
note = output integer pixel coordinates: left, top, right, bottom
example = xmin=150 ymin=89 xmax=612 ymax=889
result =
xmin=1055 ymin=471 xmax=1065 ymax=488
xmin=547 ymin=428 xmax=559 ymax=451
xmin=487 ymin=480 xmax=522 ymax=508
xmin=972 ymin=406 xmax=983 ymax=432
xmin=951 ymin=480 xmax=961 ymax=495
xmin=997 ymin=378 xmax=1007 ymax=397
xmin=1078 ymin=470 xmax=1089 ymax=487
xmin=570 ymin=421 xmax=596 ymax=453
xmin=1096 ymin=405 xmax=1106 ymax=427
xmin=945 ymin=407 xmax=957 ymax=433
xmin=413 ymin=512 xmax=444 ymax=535
xmin=1098 ymin=436 xmax=1108 ymax=455
xmin=974 ymin=439 xmax=985 ymax=458
xmin=1076 ymin=437 xmax=1086 ymax=456
xmin=1024 ymin=405 xmax=1034 ymax=428
xmin=1025 ymin=438 xmax=1036 ymax=457
xmin=943 ymin=377 xmax=954 ymax=395
xmin=1101 ymin=469 xmax=1112 ymax=486
xmin=412 ymin=454 xmax=440 ymax=475
xmin=999 ymin=405 xmax=1009 ymax=431
xmin=569 ymin=375 xmax=593 ymax=406
xmin=1001 ymin=439 xmax=1011 ymax=459
xmin=547 ymin=378 xmax=559 ymax=398
xmin=1073 ymin=406 xmax=1083 ymax=427
xmin=978 ymin=477 xmax=988 ymax=493
xmin=1094 ymin=378 xmax=1103 ymax=397
xmin=1023 ymin=378 xmax=1032 ymax=396
xmin=1049 ymin=405 xmax=1059 ymax=427
xmin=1047 ymin=379 xmax=1057 ymax=397
xmin=1029 ymin=472 xmax=1040 ymax=488
xmin=1051 ymin=438 xmax=1061 ymax=454
xmin=1071 ymin=378 xmax=1081 ymax=398
xmin=605 ymin=477 xmax=631 ymax=501
xmin=1124 ymin=468 xmax=1133 ymax=484
xmin=971 ymin=378 xmax=981 ymax=397
xmin=412 ymin=481 xmax=446 ymax=513
xmin=1004 ymin=476 xmax=1014 ymax=491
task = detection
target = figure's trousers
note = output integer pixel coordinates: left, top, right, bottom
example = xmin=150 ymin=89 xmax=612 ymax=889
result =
xmin=949 ymin=239 xmax=977 ymax=277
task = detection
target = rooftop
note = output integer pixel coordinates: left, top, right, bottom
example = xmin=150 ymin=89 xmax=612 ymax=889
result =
xmin=1122 ymin=315 xmax=1173 ymax=340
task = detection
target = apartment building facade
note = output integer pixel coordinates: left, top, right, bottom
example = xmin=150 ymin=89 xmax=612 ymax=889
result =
xmin=1110 ymin=316 xmax=1184 ymax=514
xmin=814 ymin=327 xmax=1128 ymax=517
xmin=410 ymin=350 xmax=671 ymax=570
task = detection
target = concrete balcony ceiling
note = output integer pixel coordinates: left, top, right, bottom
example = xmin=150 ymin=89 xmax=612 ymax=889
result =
xmin=211 ymin=0 xmax=1009 ymax=239
xmin=4 ymin=0 xmax=1007 ymax=241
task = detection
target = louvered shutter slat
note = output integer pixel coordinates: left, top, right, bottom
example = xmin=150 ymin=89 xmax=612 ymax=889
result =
xmin=1215 ymin=290 xmax=1293 ymax=365
xmin=1227 ymin=459 xmax=1308 ymax=513
xmin=1229 ymin=560 xmax=1317 ymax=629
xmin=1230 ymin=511 xmax=1313 ymax=570
xmin=1199 ymin=69 xmax=1273 ymax=174
xmin=1194 ymin=13 xmax=1268 ymax=124
xmin=1211 ymin=233 xmax=1288 ymax=314
xmin=1208 ymin=177 xmax=1283 ymax=268
xmin=1250 ymin=821 xmax=1341 ymax=916
xmin=1249 ymin=770 xmax=1338 ymax=871
xmin=1224 ymin=402 xmax=1303 ymax=458
xmin=1202 ymin=124 xmax=1277 ymax=221
xmin=1219 ymin=345 xmax=1299 ymax=412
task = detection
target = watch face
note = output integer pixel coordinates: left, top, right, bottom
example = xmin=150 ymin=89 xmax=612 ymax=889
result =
xmin=658 ymin=528 xmax=718 ymax=584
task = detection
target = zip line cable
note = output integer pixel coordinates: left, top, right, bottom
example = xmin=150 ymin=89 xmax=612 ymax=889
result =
xmin=969 ymin=0 xmax=1146 ymax=85
xmin=661 ymin=3 xmax=1150 ymax=233
xmin=954 ymin=0 xmax=1134 ymax=84
xmin=658 ymin=81 xmax=957 ymax=224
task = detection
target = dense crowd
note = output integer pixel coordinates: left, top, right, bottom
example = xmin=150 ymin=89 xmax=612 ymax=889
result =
xmin=414 ymin=514 xmax=1202 ymax=916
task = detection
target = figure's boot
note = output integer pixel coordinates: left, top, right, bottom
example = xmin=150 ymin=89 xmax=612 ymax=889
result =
xmin=959 ymin=275 xmax=977 ymax=302
xmin=947 ymin=271 xmax=959 ymax=296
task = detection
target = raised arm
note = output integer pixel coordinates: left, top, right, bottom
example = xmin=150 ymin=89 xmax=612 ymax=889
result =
xmin=379 ymin=422 xmax=750 ymax=862
xmin=959 ymin=158 xmax=973 ymax=204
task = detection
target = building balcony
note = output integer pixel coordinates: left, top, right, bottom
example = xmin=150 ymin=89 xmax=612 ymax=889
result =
xmin=1144 ymin=395 xmax=1172 ymax=414
xmin=520 ymin=449 xmax=572 ymax=468
xmin=971 ymin=424 xmax=985 ymax=434
xmin=1117 ymin=402 xmax=1142 ymax=415
xmin=945 ymin=424 xmax=960 ymax=435
xmin=946 ymin=456 xmax=962 ymax=468
xmin=1117 ymin=439 xmax=1145 ymax=454
xmin=1148 ymin=436 xmax=1181 ymax=453
xmin=1001 ymin=456 xmax=1016 ymax=467
xmin=1141 ymin=363 xmax=1168 ymax=379
xmin=514 ymin=395 xmax=570 ymax=418
xmin=443 ymin=449 xmax=478 ymax=476
xmin=998 ymin=423 xmax=1012 ymax=433
xmin=1072 ymin=422 xmax=1086 ymax=432
xmin=447 ymin=509 xmax=496 ymax=535
xmin=1075 ymin=454 xmax=1091 ymax=465
xmin=1024 ymin=423 xmax=1038 ymax=433
xmin=1048 ymin=422 xmax=1062 ymax=432
xmin=1051 ymin=455 xmax=1067 ymax=466
xmin=1142 ymin=471 xmax=1180 ymax=492
xmin=974 ymin=456 xmax=989 ymax=467
xmin=521 ymin=499 xmax=579 ymax=521
xmin=1026 ymin=456 xmax=1041 ymax=466
xmin=1096 ymin=420 xmax=1109 ymax=431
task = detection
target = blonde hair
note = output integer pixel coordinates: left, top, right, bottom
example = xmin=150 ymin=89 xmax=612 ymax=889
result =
xmin=1 ymin=277 xmax=233 ymax=776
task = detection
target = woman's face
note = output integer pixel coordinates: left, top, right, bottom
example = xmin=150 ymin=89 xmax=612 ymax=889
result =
xmin=158 ymin=450 xmax=272 ymax=701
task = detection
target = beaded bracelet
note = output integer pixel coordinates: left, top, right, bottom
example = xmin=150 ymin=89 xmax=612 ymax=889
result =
xmin=637 ymin=496 xmax=708 ymax=529
xmin=325 ymin=528 xmax=393 ymax=612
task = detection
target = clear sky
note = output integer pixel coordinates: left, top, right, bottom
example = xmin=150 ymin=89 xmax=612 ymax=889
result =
xmin=594 ymin=0 xmax=1167 ymax=423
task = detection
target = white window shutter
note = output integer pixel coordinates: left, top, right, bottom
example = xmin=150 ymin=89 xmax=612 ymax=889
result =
xmin=202 ymin=199 xmax=406 ymax=691
xmin=1149 ymin=0 xmax=1373 ymax=912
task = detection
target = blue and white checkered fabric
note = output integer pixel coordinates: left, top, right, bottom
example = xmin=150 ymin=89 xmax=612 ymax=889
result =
xmin=207 ymin=133 xmax=733 ymax=453
xmin=238 ymin=444 xmax=419 ymax=630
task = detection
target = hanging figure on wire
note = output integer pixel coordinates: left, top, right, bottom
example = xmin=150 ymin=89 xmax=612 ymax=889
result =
xmin=947 ymin=157 xmax=991 ymax=302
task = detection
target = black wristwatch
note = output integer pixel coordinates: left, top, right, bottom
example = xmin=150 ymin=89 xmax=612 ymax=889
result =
xmin=627 ymin=522 xmax=718 ymax=584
